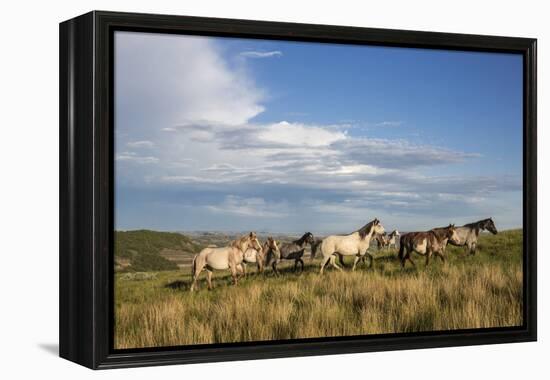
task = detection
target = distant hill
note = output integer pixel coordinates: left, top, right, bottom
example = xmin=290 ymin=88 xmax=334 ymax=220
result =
xmin=115 ymin=230 xmax=204 ymax=272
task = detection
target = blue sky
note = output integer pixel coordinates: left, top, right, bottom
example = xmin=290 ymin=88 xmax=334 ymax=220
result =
xmin=114 ymin=31 xmax=522 ymax=233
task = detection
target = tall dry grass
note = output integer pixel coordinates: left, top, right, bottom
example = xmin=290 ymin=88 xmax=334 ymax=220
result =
xmin=114 ymin=229 xmax=523 ymax=349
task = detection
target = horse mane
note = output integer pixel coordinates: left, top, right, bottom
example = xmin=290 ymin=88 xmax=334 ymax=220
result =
xmin=352 ymin=220 xmax=376 ymax=240
xmin=463 ymin=219 xmax=492 ymax=236
xmin=230 ymin=235 xmax=249 ymax=250
xmin=262 ymin=238 xmax=275 ymax=254
xmin=430 ymin=227 xmax=449 ymax=240
xmin=463 ymin=218 xmax=491 ymax=229
xmin=293 ymin=232 xmax=312 ymax=246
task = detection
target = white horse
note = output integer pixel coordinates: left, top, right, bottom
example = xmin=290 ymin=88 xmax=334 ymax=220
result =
xmin=190 ymin=232 xmax=262 ymax=291
xmin=319 ymin=218 xmax=385 ymax=274
xmin=387 ymin=230 xmax=400 ymax=249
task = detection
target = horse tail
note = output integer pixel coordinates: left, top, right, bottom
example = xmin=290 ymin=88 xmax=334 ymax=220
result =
xmin=398 ymin=237 xmax=405 ymax=260
xmin=310 ymin=240 xmax=321 ymax=260
xmin=191 ymin=254 xmax=197 ymax=279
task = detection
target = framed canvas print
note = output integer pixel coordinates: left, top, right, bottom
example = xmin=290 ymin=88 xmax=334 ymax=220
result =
xmin=59 ymin=11 xmax=537 ymax=369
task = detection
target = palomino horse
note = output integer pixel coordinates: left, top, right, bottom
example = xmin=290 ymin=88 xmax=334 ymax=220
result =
xmin=445 ymin=218 xmax=498 ymax=255
xmin=267 ymin=232 xmax=315 ymax=274
xmin=242 ymin=237 xmax=280 ymax=274
xmin=319 ymin=218 xmax=385 ymax=274
xmin=190 ymin=232 xmax=262 ymax=291
xmin=398 ymin=224 xmax=458 ymax=267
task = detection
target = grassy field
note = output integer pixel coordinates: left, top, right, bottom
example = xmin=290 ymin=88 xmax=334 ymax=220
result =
xmin=114 ymin=229 xmax=523 ymax=349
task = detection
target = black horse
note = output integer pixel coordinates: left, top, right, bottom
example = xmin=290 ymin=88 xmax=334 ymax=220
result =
xmin=267 ymin=232 xmax=315 ymax=274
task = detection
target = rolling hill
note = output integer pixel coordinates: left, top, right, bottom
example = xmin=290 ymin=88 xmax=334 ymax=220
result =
xmin=114 ymin=230 xmax=203 ymax=272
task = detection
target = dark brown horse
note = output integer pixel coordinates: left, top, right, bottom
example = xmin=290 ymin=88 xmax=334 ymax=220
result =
xmin=398 ymin=224 xmax=458 ymax=267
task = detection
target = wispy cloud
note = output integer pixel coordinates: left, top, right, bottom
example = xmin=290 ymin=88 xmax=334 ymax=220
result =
xmin=127 ymin=140 xmax=155 ymax=148
xmin=374 ymin=121 xmax=403 ymax=127
xmin=206 ymin=195 xmax=289 ymax=218
xmin=116 ymin=151 xmax=159 ymax=164
xmin=240 ymin=50 xmax=283 ymax=58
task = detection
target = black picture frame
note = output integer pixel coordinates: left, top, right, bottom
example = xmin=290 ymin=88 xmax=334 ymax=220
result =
xmin=59 ymin=10 xmax=537 ymax=369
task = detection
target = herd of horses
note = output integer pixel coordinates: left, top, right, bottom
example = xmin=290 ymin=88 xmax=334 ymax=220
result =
xmin=189 ymin=217 xmax=498 ymax=291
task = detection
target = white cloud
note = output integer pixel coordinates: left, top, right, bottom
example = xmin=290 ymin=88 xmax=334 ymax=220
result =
xmin=374 ymin=121 xmax=402 ymax=127
xmin=257 ymin=121 xmax=347 ymax=147
xmin=240 ymin=51 xmax=283 ymax=58
xmin=206 ymin=196 xmax=289 ymax=218
xmin=116 ymin=32 xmax=265 ymax=128
xmin=116 ymin=152 xmax=159 ymax=164
xmin=127 ymin=140 xmax=154 ymax=148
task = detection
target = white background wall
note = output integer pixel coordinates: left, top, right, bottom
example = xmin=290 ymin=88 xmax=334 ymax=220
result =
xmin=0 ymin=0 xmax=547 ymax=378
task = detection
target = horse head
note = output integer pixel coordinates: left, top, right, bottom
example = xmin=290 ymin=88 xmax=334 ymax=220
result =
xmin=268 ymin=237 xmax=280 ymax=256
xmin=264 ymin=237 xmax=281 ymax=265
xmin=248 ymin=232 xmax=262 ymax=251
xmin=446 ymin=224 xmax=459 ymax=244
xmin=372 ymin=218 xmax=385 ymax=236
xmin=484 ymin=218 xmax=498 ymax=235
xmin=304 ymin=232 xmax=315 ymax=245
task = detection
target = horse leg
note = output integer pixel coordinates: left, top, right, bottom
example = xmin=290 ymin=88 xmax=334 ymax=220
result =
xmin=400 ymin=247 xmax=408 ymax=268
xmin=425 ymin=251 xmax=431 ymax=266
xmin=190 ymin=275 xmax=197 ymax=292
xmin=470 ymin=242 xmax=477 ymax=255
xmin=258 ymin=254 xmax=264 ymax=274
xmin=366 ymin=251 xmax=374 ymax=268
xmin=206 ymin=269 xmax=213 ymax=290
xmin=190 ymin=261 xmax=205 ymax=292
xmin=319 ymin=255 xmax=331 ymax=274
xmin=294 ymin=259 xmax=298 ymax=272
xmin=298 ymin=258 xmax=305 ymax=272
xmin=230 ymin=264 xmax=238 ymax=286
xmin=272 ymin=260 xmax=279 ymax=276
xmin=330 ymin=255 xmax=343 ymax=272
xmin=352 ymin=255 xmax=360 ymax=271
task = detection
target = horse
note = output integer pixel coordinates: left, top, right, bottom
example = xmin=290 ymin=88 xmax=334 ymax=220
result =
xmin=242 ymin=237 xmax=280 ymax=274
xmin=356 ymin=229 xmax=399 ymax=267
xmin=189 ymin=232 xmax=262 ymax=291
xmin=445 ymin=218 xmax=498 ymax=255
xmin=398 ymin=224 xmax=458 ymax=267
xmin=387 ymin=230 xmax=400 ymax=249
xmin=374 ymin=232 xmax=390 ymax=250
xmin=319 ymin=218 xmax=385 ymax=274
xmin=267 ymin=232 xmax=314 ymax=275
